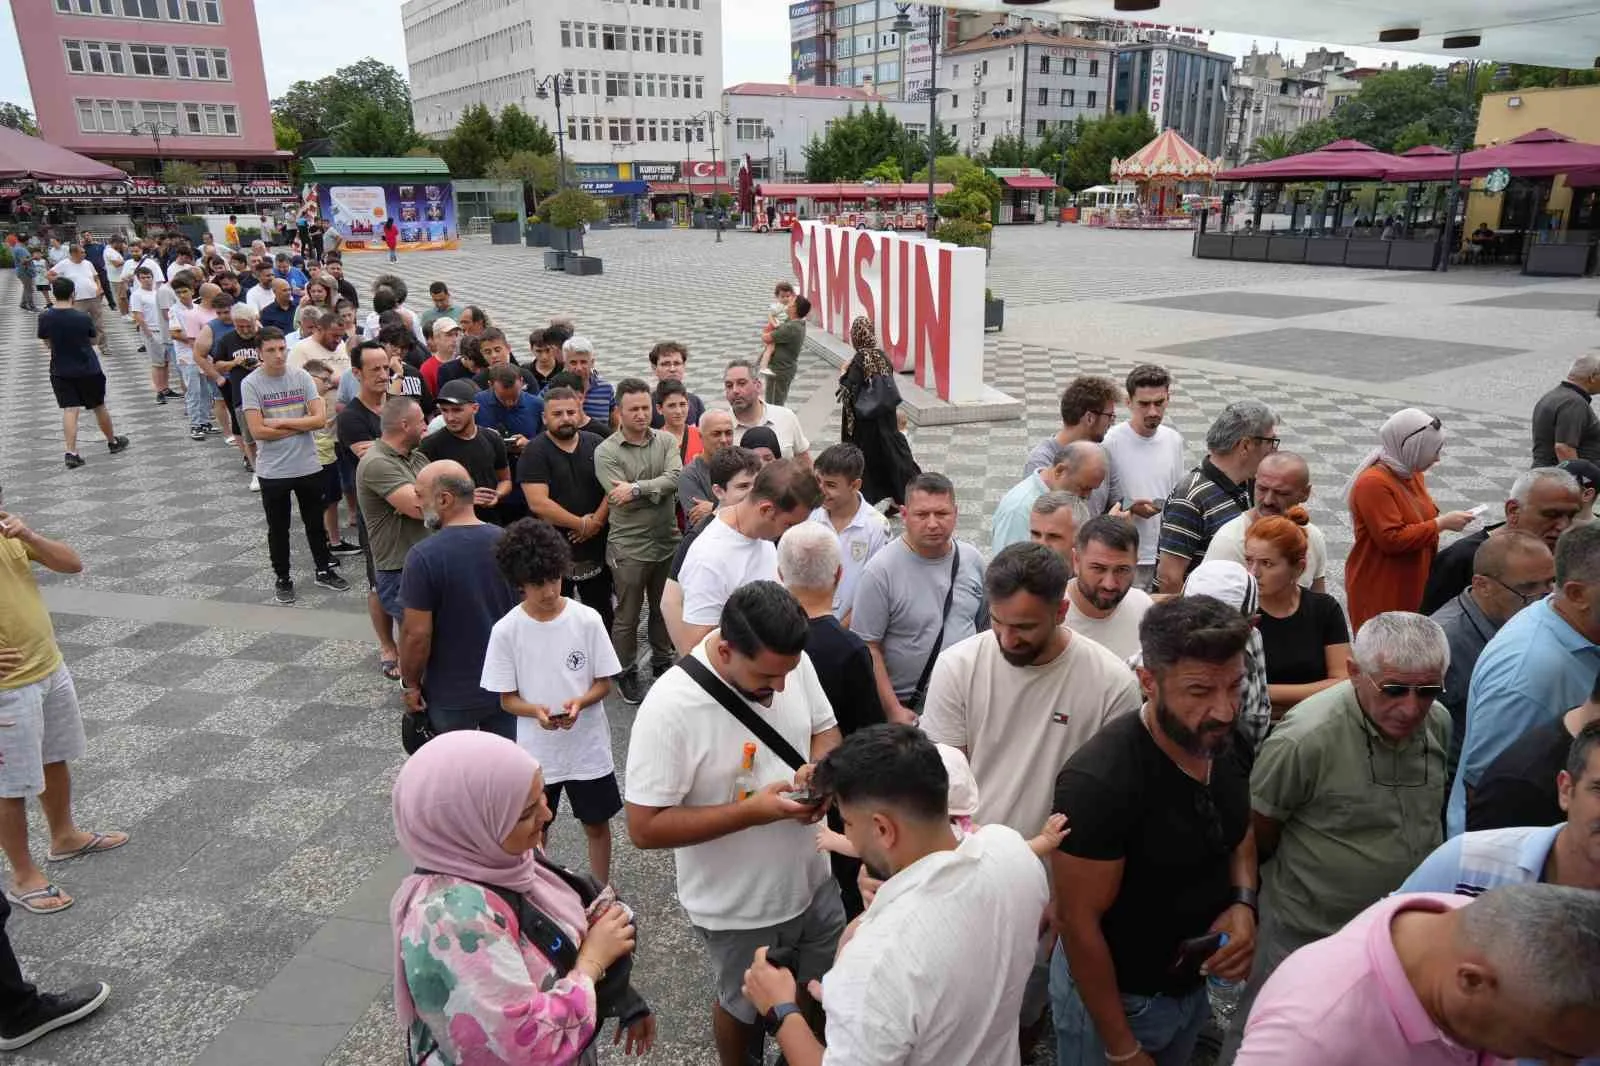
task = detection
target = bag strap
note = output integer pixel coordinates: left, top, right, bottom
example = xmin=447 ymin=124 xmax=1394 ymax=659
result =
xmin=412 ymin=867 xmax=579 ymax=974
xmin=679 ymin=655 xmax=808 ymax=771
xmin=909 ymin=546 xmax=962 ymax=709
xmin=1199 ymin=458 xmax=1253 ymax=512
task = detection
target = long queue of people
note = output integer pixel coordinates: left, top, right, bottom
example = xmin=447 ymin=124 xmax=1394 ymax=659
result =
xmin=6 ymin=238 xmax=1600 ymax=1064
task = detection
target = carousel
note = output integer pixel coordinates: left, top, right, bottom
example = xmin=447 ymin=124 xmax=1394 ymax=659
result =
xmin=1102 ymin=128 xmax=1222 ymax=230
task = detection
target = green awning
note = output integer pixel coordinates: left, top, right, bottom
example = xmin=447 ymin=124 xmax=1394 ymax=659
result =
xmin=300 ymin=156 xmax=451 ymax=180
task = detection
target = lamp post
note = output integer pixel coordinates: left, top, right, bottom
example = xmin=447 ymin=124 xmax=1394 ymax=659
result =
xmin=693 ymin=109 xmax=728 ymax=242
xmin=1430 ymin=61 xmax=1509 ymax=272
xmin=533 ymin=73 xmax=575 ymax=191
xmin=128 ymin=120 xmax=181 ymax=218
xmin=764 ymin=125 xmax=775 ymax=181
xmin=894 ymin=4 xmax=944 ymax=238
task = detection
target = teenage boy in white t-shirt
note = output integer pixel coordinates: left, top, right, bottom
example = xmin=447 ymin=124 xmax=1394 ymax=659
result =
xmin=808 ymin=442 xmax=890 ymax=623
xmin=1101 ymin=364 xmax=1186 ymax=589
xmin=481 ymin=517 xmax=622 ymax=883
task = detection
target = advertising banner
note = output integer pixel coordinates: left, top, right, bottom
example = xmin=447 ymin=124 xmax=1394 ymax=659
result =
xmin=1146 ymin=49 xmax=1169 ymax=126
xmin=904 ymin=28 xmax=932 ymax=100
xmin=792 ymin=37 xmax=820 ymax=83
xmin=635 ymin=161 xmax=680 ymax=183
xmin=313 ymin=181 xmax=458 ymax=252
xmin=789 ymin=1 xmax=823 ymax=40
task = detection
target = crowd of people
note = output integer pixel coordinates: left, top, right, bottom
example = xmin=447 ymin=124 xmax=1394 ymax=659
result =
xmin=4 ymin=231 xmax=1600 ymax=1064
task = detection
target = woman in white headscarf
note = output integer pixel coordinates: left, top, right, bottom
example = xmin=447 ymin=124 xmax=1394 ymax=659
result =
xmin=1343 ymin=408 xmax=1477 ymax=631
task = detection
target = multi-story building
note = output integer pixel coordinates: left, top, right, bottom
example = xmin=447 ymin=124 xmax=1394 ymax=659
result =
xmin=722 ymin=81 xmax=926 ymax=180
xmin=788 ymin=0 xmax=954 ymax=100
xmin=1221 ymin=45 xmax=1343 ymax=168
xmin=10 ymin=0 xmax=278 ymax=174
xmin=1110 ymin=32 xmax=1233 ymax=158
xmin=936 ymin=27 xmax=1115 ymax=156
xmin=402 ymin=0 xmax=723 ymax=165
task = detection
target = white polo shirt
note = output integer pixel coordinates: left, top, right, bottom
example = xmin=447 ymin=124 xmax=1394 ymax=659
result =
xmin=1203 ymin=512 xmax=1329 ymax=589
xmin=820 ymin=825 xmax=1048 ymax=1066
xmin=624 ymin=636 xmax=836 ymax=930
xmin=733 ymin=400 xmax=810 ymax=460
xmin=810 ymin=494 xmax=891 ymax=619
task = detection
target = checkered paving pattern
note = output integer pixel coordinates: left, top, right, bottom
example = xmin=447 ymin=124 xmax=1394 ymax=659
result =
xmin=0 ymin=224 xmax=1544 ymax=1066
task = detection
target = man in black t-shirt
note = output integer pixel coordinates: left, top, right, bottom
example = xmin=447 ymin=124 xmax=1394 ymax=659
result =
xmin=418 ymin=380 xmax=511 ymax=524
xmin=337 ymin=341 xmax=400 ymax=678
xmin=518 ymin=386 xmax=611 ymax=631
xmin=38 ymin=277 xmax=127 ymax=469
xmin=1049 ymin=595 xmax=1258 ymax=1066
xmin=1470 ymin=672 xmax=1600 ymax=832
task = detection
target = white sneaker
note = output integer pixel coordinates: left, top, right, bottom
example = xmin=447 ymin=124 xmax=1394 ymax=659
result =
xmin=249 ymin=474 xmax=260 ymax=492
xmin=225 ymin=435 xmax=237 ymax=445
xmin=121 ymin=314 xmax=133 ymax=322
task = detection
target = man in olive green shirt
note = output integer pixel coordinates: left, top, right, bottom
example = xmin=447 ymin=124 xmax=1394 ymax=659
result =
xmin=594 ymin=378 xmax=682 ymax=704
xmin=765 ymin=295 xmax=809 ymax=407
xmin=355 ymin=396 xmax=431 ymax=623
xmin=1215 ymin=611 xmax=1450 ymax=1066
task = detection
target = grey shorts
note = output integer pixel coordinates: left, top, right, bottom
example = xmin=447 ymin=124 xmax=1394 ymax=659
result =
xmin=692 ymin=879 xmax=845 ymax=1024
xmin=376 ymin=568 xmax=405 ymax=622
xmin=0 ymin=664 xmax=87 ymax=798
xmin=149 ymin=341 xmax=176 ymax=368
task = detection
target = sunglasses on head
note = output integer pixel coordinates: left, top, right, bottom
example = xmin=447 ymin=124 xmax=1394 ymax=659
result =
xmin=1399 ymin=417 xmax=1443 ymax=447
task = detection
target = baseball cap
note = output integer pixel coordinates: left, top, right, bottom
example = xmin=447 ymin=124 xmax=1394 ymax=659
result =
xmin=436 ymin=379 xmax=479 ymax=406
xmin=1559 ymin=458 xmax=1600 ymax=493
xmin=432 ymin=315 xmax=460 ymax=334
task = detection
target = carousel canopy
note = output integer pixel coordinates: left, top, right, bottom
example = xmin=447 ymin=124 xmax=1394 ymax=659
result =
xmin=1216 ymin=139 xmax=1407 ymax=183
xmin=0 ymin=127 xmax=126 ymax=182
xmin=1111 ymin=129 xmax=1220 ymax=183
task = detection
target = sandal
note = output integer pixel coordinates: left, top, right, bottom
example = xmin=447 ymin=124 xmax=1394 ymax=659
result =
xmin=381 ymin=659 xmax=402 ymax=682
xmin=46 ymin=830 xmax=129 ymax=863
xmin=5 ymin=884 xmax=74 ymax=915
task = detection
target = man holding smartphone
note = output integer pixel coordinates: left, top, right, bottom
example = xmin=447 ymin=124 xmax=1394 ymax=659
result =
xmin=1101 ymin=365 xmax=1186 ymax=590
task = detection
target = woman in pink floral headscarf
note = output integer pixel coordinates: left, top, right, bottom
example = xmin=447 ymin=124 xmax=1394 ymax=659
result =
xmin=391 ymin=732 xmax=652 ymax=1064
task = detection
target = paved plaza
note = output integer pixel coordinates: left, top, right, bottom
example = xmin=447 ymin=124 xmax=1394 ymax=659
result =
xmin=0 ymin=222 xmax=1595 ymax=1065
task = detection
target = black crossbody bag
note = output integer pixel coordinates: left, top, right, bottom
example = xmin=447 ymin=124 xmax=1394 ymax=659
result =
xmin=680 ymin=655 xmax=807 ymax=770
xmin=906 ymin=546 xmax=962 ymax=713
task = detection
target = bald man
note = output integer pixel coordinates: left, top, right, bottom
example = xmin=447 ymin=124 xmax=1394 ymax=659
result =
xmin=398 ymin=459 xmax=519 ymax=739
xmin=1202 ymin=451 xmax=1328 ymax=593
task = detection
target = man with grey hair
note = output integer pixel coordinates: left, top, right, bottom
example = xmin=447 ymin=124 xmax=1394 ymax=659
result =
xmin=1236 ymin=883 xmax=1600 ymax=1064
xmin=1215 ymin=610 xmax=1450 ymax=1065
xmin=678 ymin=408 xmax=737 ymax=526
xmin=1203 ymin=451 xmax=1330 ymax=593
xmin=1421 ymin=466 xmax=1581 ymax=614
xmin=990 ymin=442 xmax=1107 ymax=551
xmin=777 ymin=522 xmax=883 ymax=739
xmin=1155 ymin=400 xmax=1279 ymax=593
xmin=560 ymin=335 xmax=617 ymax=430
xmin=1532 ymin=351 xmax=1600 ymax=466
xmin=1450 ymin=521 xmax=1600 ymax=836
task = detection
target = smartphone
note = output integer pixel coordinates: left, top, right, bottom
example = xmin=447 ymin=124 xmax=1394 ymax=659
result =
xmin=1169 ymin=931 xmax=1225 ymax=978
xmin=1468 ymin=504 xmax=1489 ymax=517
xmin=548 ymin=706 xmax=573 ymax=720
xmin=783 ymin=789 xmax=825 ymax=806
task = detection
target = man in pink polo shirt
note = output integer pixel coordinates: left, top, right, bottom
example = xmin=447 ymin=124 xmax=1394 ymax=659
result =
xmin=1237 ymin=884 xmax=1600 ymax=1066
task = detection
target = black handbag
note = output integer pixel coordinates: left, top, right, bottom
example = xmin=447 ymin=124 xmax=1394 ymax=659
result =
xmin=852 ymin=372 xmax=900 ymax=421
xmin=400 ymin=710 xmax=437 ymax=755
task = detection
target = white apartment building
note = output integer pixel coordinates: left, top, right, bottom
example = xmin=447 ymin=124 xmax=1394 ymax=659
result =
xmin=402 ymin=0 xmax=723 ymax=163
xmin=722 ymin=82 xmax=927 ymax=180
xmin=937 ymin=28 xmax=1114 ymax=157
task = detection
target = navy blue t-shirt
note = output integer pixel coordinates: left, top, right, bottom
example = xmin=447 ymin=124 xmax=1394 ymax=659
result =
xmin=37 ymin=307 xmax=102 ymax=378
xmin=398 ymin=523 xmax=517 ymax=711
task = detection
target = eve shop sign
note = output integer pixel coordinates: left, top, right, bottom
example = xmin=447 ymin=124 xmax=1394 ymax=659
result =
xmin=789 ymin=220 xmax=985 ymax=404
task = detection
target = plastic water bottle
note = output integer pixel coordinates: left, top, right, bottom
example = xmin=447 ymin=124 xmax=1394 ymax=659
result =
xmin=1206 ymin=934 xmax=1245 ymax=1030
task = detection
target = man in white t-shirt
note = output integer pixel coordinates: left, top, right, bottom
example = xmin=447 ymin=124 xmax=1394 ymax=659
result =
xmin=245 ymin=260 xmax=278 ymax=313
xmin=676 ymin=458 xmax=821 ymax=653
xmin=920 ymin=541 xmax=1140 ymax=1048
xmin=724 ymin=359 xmax=812 ymax=468
xmin=1065 ymin=514 xmax=1156 ymax=661
xmin=1102 ymin=364 xmax=1187 ymax=589
xmin=1202 ymin=450 xmax=1328 ymax=593
xmin=102 ymin=236 xmax=127 ymax=319
xmin=290 ymin=308 xmax=351 ymax=383
xmin=128 ymin=266 xmax=179 ymax=407
xmin=625 ymin=581 xmax=843 ymax=1066
xmin=46 ymin=245 xmax=104 ymax=346
xmin=808 ymin=443 xmax=890 ymax=621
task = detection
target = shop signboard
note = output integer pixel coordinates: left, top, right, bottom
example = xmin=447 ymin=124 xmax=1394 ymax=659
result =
xmin=313 ymin=181 xmax=459 ymax=251
xmin=904 ymin=28 xmax=932 ymax=100
xmin=792 ymin=37 xmax=820 ymax=83
xmin=789 ymin=1 xmax=823 ymax=40
xmin=634 ymin=162 xmax=680 ymax=183
xmin=32 ymin=176 xmax=296 ymax=201
xmin=1147 ymin=48 xmax=1169 ymax=125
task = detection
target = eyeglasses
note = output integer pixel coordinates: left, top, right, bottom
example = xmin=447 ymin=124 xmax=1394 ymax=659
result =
xmin=1364 ymin=729 xmax=1433 ymax=789
xmin=1484 ymin=574 xmax=1553 ymax=607
xmin=1399 ymin=417 xmax=1443 ymax=447
xmin=1370 ymin=681 xmax=1446 ymax=700
xmin=1092 ymin=409 xmax=1117 ymax=422
xmin=1252 ymin=435 xmax=1282 ymax=451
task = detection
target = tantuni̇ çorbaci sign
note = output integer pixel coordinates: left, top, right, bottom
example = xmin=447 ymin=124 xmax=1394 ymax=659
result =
xmin=789 ymin=220 xmax=986 ymax=404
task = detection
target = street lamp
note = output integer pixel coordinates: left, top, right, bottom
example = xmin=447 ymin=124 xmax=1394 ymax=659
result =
xmin=763 ymin=125 xmax=775 ymax=181
xmin=692 ymin=109 xmax=729 ymax=241
xmin=894 ymin=4 xmax=945 ymax=239
xmin=533 ymin=73 xmax=576 ymax=191
xmin=128 ymin=120 xmax=180 ymax=175
xmin=1429 ymin=62 xmax=1511 ymax=272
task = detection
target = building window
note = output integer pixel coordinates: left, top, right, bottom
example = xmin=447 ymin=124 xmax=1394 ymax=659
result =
xmin=560 ymin=21 xmax=571 ymax=47
xmin=949 ymin=93 xmax=957 ymax=109
xmin=1006 ymin=88 xmax=1013 ymax=103
xmin=1040 ymin=55 xmax=1050 ymax=74
xmin=695 ymin=75 xmax=704 ymax=99
xmin=1063 ymin=58 xmax=1076 ymax=76
xmin=693 ymin=30 xmax=703 ymax=55
xmin=1087 ymin=90 xmax=1097 ymax=109
xmin=1037 ymin=86 xmax=1047 ymax=105
xmin=979 ymin=121 xmax=986 ymax=135
xmin=735 ymin=118 xmax=764 ymax=140
xmin=64 ymin=40 xmax=84 ymax=73
xmin=76 ymin=99 xmax=96 ymax=132
xmin=1037 ymin=119 xmax=1046 ymax=137
xmin=981 ymin=59 xmax=988 ymax=75
xmin=949 ymin=123 xmax=957 ymax=136
xmin=631 ymin=26 xmax=640 ymax=50
xmin=1007 ymin=55 xmax=1014 ymax=71
xmin=1089 ymin=59 xmax=1100 ymax=77
xmin=952 ymin=63 xmax=958 ymax=77
xmin=1063 ymin=88 xmax=1075 ymax=107
xmin=602 ymin=24 xmax=625 ymax=50
xmin=979 ymin=91 xmax=986 ymax=105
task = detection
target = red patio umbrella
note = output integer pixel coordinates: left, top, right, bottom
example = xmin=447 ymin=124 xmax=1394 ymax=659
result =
xmin=1383 ymin=128 xmax=1600 ymax=181
xmin=0 ymin=126 xmax=126 ymax=181
xmin=1216 ymin=139 xmax=1408 ymax=183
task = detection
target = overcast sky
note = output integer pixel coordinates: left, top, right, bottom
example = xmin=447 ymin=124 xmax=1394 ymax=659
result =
xmin=0 ymin=0 xmax=1437 ymax=117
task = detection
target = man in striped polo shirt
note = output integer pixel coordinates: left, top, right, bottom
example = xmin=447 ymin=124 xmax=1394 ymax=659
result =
xmin=1154 ymin=400 xmax=1278 ymax=594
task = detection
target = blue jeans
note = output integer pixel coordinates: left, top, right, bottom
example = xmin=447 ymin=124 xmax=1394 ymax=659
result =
xmin=181 ymin=363 xmax=218 ymax=429
xmin=1050 ymin=941 xmax=1210 ymax=1066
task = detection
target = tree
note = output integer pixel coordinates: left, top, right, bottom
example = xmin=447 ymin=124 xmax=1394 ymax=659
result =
xmin=273 ymin=59 xmax=415 ymax=146
xmin=803 ymin=104 xmax=939 ymax=183
xmin=981 ymin=133 xmax=1031 ymax=168
xmin=1391 ymin=119 xmax=1439 ymax=154
xmin=861 ymin=159 xmax=903 ymax=183
xmin=336 ymin=100 xmax=418 ymax=158
xmin=0 ymin=102 xmax=38 ymax=136
xmin=487 ymin=151 xmax=572 ymax=210
xmin=911 ymin=154 xmax=985 ymax=184
xmin=1329 ymin=66 xmax=1455 ymax=152
xmin=272 ymin=114 xmax=302 ymax=153
xmin=1063 ymin=112 xmax=1156 ymax=190
xmin=543 ymin=188 xmax=605 ymax=232
xmin=1287 ymin=118 xmax=1339 ymax=155
xmin=495 ymin=104 xmax=555 ymax=157
xmin=1246 ymin=131 xmax=1294 ymax=163
xmin=438 ymin=103 xmax=498 ymax=179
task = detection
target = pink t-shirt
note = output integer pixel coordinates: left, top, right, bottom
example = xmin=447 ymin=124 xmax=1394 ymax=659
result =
xmin=1237 ymin=893 xmax=1508 ymax=1066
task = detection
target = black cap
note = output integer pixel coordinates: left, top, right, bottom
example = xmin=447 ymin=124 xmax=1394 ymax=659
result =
xmin=436 ymin=379 xmax=480 ymax=406
xmin=1559 ymin=458 xmax=1600 ymax=492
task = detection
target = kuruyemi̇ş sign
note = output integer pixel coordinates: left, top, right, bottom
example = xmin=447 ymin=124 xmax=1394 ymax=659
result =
xmin=788 ymin=221 xmax=987 ymax=405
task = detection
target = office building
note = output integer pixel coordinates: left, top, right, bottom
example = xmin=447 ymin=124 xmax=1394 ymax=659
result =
xmin=1111 ymin=32 xmax=1233 ymax=158
xmin=1222 ymin=45 xmax=1354 ymax=168
xmin=10 ymin=0 xmax=278 ymax=174
xmin=722 ymin=82 xmax=925 ymax=180
xmin=402 ymin=0 xmax=723 ymax=164
xmin=937 ymin=27 xmax=1114 ymax=156
xmin=788 ymin=0 xmax=950 ymax=100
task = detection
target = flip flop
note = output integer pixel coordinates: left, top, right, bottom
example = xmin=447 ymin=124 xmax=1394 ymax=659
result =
xmin=46 ymin=830 xmax=129 ymax=863
xmin=381 ymin=659 xmax=402 ymax=682
xmin=5 ymin=884 xmax=74 ymax=915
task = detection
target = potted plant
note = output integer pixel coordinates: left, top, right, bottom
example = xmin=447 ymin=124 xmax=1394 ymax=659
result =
xmin=636 ymin=202 xmax=671 ymax=230
xmin=490 ymin=210 xmax=522 ymax=245
xmin=543 ymin=189 xmax=606 ymax=275
xmin=525 ymin=214 xmax=551 ymax=247
xmin=984 ymin=287 xmax=1005 ymax=332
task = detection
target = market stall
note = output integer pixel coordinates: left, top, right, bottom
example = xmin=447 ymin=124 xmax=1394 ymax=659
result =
xmin=1107 ymin=129 xmax=1222 ymax=230
xmin=753 ymin=182 xmax=954 ymax=232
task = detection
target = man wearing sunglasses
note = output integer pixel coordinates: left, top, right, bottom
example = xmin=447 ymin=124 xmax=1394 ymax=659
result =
xmin=1419 ymin=466 xmax=1581 ymax=616
xmin=1213 ymin=611 xmax=1450 ymax=1066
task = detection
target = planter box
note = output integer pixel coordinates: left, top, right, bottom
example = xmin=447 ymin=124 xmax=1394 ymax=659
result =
xmin=1388 ymin=239 xmax=1439 ymax=271
xmin=1344 ymin=239 xmax=1392 ymax=269
xmin=1525 ymin=241 xmax=1593 ymax=277
xmin=589 ymin=220 xmax=611 ymax=231
xmin=525 ymin=223 xmax=551 ymax=247
xmin=549 ymin=228 xmax=578 ymax=253
xmin=635 ymin=220 xmax=672 ymax=230
xmin=1233 ymin=235 xmax=1270 ymax=261
xmin=1193 ymin=233 xmax=1234 ymax=259
xmin=984 ymin=297 xmax=1004 ymax=332
xmin=565 ymin=255 xmax=604 ymax=276
xmin=1267 ymin=236 xmax=1308 ymax=264
xmin=691 ymin=212 xmax=708 ymax=229
xmin=1305 ymin=237 xmax=1349 ymax=265
xmin=490 ymin=221 xmax=522 ymax=245
xmin=544 ymin=249 xmax=569 ymax=271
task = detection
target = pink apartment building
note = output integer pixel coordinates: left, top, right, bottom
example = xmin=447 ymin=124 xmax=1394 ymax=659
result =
xmin=10 ymin=0 xmax=281 ymax=173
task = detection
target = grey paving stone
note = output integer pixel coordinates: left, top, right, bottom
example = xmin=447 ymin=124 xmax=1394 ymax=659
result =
xmin=1463 ymin=291 xmax=1600 ymax=311
xmin=1128 ymin=291 xmax=1379 ymax=318
xmin=1148 ymin=327 xmax=1525 ymax=383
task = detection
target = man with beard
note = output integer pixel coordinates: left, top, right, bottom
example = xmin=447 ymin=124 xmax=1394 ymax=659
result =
xmin=519 ymin=387 xmax=611 ymax=633
xmin=625 ymin=582 xmax=842 ymax=1066
xmin=418 ymin=380 xmax=511 ymax=524
xmin=1202 ymin=451 xmax=1330 ymax=593
xmin=1102 ymin=365 xmax=1186 ymax=589
xmin=1066 ymin=516 xmax=1156 ymax=661
xmin=1049 ymin=595 xmax=1258 ymax=1066
xmin=921 ymin=542 xmax=1140 ymax=1057
xmin=741 ymin=725 xmax=1049 ymax=1066
xmin=1025 ymin=376 xmax=1120 ymax=518
xmin=1212 ymin=612 xmax=1450 ymax=1066
xmin=725 ymin=359 xmax=812 ymax=469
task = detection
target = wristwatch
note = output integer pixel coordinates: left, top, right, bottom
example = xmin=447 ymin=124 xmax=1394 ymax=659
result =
xmin=630 ymin=482 xmax=642 ymax=500
xmin=764 ymin=1001 xmax=802 ymax=1035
